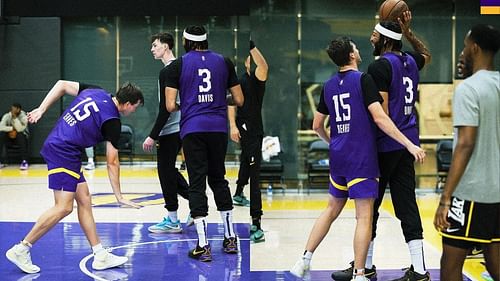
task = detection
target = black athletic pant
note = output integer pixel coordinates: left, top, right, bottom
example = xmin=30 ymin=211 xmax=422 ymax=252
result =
xmin=236 ymin=134 xmax=263 ymax=218
xmin=183 ymin=132 xmax=233 ymax=218
xmin=0 ymin=132 xmax=28 ymax=163
xmin=372 ymin=149 xmax=424 ymax=242
xmin=157 ymin=132 xmax=189 ymax=212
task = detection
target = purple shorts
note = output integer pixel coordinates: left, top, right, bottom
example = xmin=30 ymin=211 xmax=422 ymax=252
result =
xmin=329 ymin=175 xmax=378 ymax=199
xmin=47 ymin=164 xmax=86 ymax=192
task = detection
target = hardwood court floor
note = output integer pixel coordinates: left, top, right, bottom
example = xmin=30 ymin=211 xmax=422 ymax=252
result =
xmin=0 ymin=164 xmax=487 ymax=281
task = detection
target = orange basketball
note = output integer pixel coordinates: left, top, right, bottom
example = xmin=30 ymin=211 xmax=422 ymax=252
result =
xmin=8 ymin=130 xmax=17 ymax=139
xmin=379 ymin=0 xmax=409 ymax=22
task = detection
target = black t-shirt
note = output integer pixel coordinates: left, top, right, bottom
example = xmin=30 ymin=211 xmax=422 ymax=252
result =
xmin=164 ymin=56 xmax=239 ymax=89
xmin=78 ymin=83 xmax=121 ymax=149
xmin=367 ymin=51 xmax=425 ymax=92
xmin=317 ymin=72 xmax=382 ymax=115
xmin=148 ymin=64 xmax=172 ymax=139
xmin=236 ymin=70 xmax=266 ymax=136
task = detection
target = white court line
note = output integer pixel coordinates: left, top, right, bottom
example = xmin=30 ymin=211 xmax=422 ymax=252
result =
xmin=79 ymin=237 xmax=250 ymax=281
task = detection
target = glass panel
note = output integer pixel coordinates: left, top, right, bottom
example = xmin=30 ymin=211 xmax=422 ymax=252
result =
xmin=62 ymin=17 xmax=117 ymax=155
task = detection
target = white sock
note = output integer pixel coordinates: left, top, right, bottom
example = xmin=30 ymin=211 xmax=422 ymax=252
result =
xmin=168 ymin=211 xmax=178 ymax=222
xmin=303 ymin=250 xmax=313 ymax=266
xmin=194 ymin=217 xmax=208 ymax=247
xmin=408 ymin=239 xmax=426 ymax=274
xmin=354 ymin=272 xmax=367 ymax=281
xmin=92 ymin=243 xmax=104 ymax=255
xmin=220 ymin=210 xmax=235 ymax=238
xmin=365 ymin=241 xmax=374 ymax=268
xmin=88 ymin=157 xmax=94 ymax=164
xmin=19 ymin=240 xmax=31 ymax=251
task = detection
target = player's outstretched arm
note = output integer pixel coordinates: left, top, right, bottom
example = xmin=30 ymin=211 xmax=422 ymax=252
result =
xmin=106 ymin=141 xmax=142 ymax=209
xmin=28 ymin=80 xmax=80 ymax=123
xmin=398 ymin=11 xmax=431 ymax=66
xmin=368 ymin=102 xmax=425 ymax=163
xmin=250 ymin=41 xmax=268 ymax=82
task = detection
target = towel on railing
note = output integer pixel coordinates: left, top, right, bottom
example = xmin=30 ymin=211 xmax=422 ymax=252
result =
xmin=262 ymin=136 xmax=281 ymax=162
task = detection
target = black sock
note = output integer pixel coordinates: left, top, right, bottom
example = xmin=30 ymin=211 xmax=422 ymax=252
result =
xmin=252 ymin=217 xmax=261 ymax=229
xmin=234 ymin=185 xmax=244 ymax=197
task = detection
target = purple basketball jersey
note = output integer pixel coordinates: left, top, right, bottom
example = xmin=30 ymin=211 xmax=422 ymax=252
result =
xmin=323 ymin=70 xmax=379 ymax=178
xmin=178 ymin=51 xmax=230 ymax=138
xmin=377 ymin=53 xmax=420 ymax=152
xmin=41 ymin=89 xmax=119 ymax=170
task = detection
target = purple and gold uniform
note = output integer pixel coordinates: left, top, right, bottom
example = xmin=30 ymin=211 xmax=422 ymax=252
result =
xmin=41 ymin=88 xmax=119 ymax=192
xmin=178 ymin=51 xmax=230 ymax=139
xmin=376 ymin=53 xmax=420 ymax=152
xmin=318 ymin=70 xmax=382 ymax=199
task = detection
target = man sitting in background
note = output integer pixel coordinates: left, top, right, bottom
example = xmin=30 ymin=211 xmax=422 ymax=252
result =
xmin=0 ymin=103 xmax=30 ymax=170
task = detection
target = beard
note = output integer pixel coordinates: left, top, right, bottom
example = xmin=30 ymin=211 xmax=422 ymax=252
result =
xmin=372 ymin=39 xmax=384 ymax=56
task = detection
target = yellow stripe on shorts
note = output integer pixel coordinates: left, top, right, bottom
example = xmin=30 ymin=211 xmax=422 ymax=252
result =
xmin=347 ymin=178 xmax=367 ymax=187
xmin=47 ymin=168 xmax=81 ymax=179
xmin=330 ymin=175 xmax=347 ymax=191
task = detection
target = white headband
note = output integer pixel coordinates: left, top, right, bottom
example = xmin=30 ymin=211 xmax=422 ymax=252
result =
xmin=374 ymin=23 xmax=402 ymax=40
xmin=183 ymin=30 xmax=207 ymax=42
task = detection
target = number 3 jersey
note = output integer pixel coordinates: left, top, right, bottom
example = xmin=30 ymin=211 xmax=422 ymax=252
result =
xmin=320 ymin=70 xmax=382 ymax=178
xmin=176 ymin=51 xmax=239 ymax=139
xmin=41 ymin=88 xmax=119 ymax=165
xmin=376 ymin=52 xmax=420 ymax=152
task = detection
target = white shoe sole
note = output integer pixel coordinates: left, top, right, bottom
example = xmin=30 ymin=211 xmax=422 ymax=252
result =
xmin=92 ymin=256 xmax=128 ymax=270
xmin=148 ymin=226 xmax=182 ymax=233
xmin=6 ymin=248 xmax=40 ymax=274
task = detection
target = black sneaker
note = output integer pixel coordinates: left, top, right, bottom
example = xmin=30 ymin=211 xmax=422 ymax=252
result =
xmin=331 ymin=261 xmax=377 ymax=281
xmin=389 ymin=266 xmax=431 ymax=281
xmin=222 ymin=237 xmax=238 ymax=254
xmin=188 ymin=244 xmax=212 ymax=262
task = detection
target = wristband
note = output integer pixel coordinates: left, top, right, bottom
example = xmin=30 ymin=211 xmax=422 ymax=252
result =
xmin=249 ymin=40 xmax=256 ymax=50
xmin=439 ymin=202 xmax=451 ymax=207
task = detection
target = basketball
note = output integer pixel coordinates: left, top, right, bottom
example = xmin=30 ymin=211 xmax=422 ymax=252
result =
xmin=8 ymin=130 xmax=17 ymax=139
xmin=379 ymin=0 xmax=409 ymax=22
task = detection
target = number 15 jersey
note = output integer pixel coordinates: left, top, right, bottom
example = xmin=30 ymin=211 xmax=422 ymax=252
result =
xmin=318 ymin=70 xmax=382 ymax=178
xmin=41 ymin=88 xmax=119 ymax=164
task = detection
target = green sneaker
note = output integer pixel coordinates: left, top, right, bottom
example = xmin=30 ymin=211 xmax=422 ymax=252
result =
xmin=233 ymin=195 xmax=250 ymax=207
xmin=250 ymin=225 xmax=265 ymax=243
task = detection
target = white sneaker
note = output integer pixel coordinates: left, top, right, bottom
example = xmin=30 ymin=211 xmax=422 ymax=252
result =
xmin=5 ymin=244 xmax=41 ymax=274
xmin=290 ymin=258 xmax=310 ymax=278
xmin=92 ymin=250 xmax=128 ymax=270
xmin=84 ymin=162 xmax=95 ymax=170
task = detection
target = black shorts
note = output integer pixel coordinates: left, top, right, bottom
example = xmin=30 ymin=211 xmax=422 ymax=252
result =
xmin=441 ymin=196 xmax=500 ymax=249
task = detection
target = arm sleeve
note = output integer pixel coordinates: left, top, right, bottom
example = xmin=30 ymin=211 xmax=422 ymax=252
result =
xmin=361 ymin=73 xmax=384 ymax=108
xmin=225 ymin=57 xmax=240 ymax=88
xmin=101 ymin=119 xmax=122 ymax=149
xmin=165 ymin=58 xmax=182 ymax=89
xmin=367 ymin=59 xmax=392 ymax=92
xmin=406 ymin=51 xmax=425 ymax=70
xmin=78 ymin=83 xmax=102 ymax=94
xmin=148 ymin=67 xmax=171 ymax=139
xmin=453 ymin=83 xmax=479 ymax=127
xmin=317 ymin=87 xmax=329 ymax=115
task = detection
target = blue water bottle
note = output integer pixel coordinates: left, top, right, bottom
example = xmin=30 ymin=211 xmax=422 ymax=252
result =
xmin=267 ymin=184 xmax=273 ymax=197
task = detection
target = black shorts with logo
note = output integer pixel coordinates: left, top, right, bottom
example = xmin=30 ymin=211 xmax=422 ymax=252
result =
xmin=440 ymin=196 xmax=500 ymax=249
